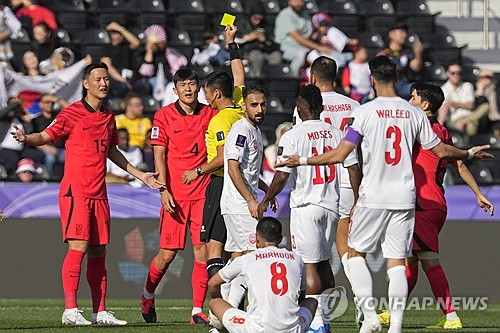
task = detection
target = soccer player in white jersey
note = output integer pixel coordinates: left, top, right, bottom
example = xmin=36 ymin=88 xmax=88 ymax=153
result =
xmin=209 ymin=216 xmax=318 ymax=333
xmin=295 ymin=56 xmax=363 ymax=319
xmin=277 ymin=56 xmax=493 ymax=333
xmin=221 ymin=85 xmax=278 ymax=259
xmin=259 ymin=84 xmax=358 ymax=333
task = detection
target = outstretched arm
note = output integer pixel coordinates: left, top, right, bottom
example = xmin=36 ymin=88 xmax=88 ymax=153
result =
xmin=453 ymin=161 xmax=494 ymax=216
xmin=258 ymin=171 xmax=289 ymax=219
xmin=431 ymin=142 xmax=494 ymax=161
xmin=225 ymin=25 xmax=245 ymax=88
xmin=11 ymin=125 xmax=52 ymax=146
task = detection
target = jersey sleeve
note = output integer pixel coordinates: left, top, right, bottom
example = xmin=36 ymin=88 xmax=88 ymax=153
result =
xmin=219 ymin=256 xmax=243 ymax=283
xmin=109 ymin=117 xmax=119 ymax=147
xmin=275 ymin=132 xmax=294 ymax=174
xmin=292 ymin=107 xmax=302 ymax=126
xmin=416 ymin=108 xmax=441 ymax=150
xmin=348 ymin=106 xmax=365 ymax=136
xmin=233 ymin=86 xmax=244 ymax=107
xmin=225 ymin=125 xmax=247 ymax=163
xmin=150 ymin=110 xmax=168 ymax=147
xmin=44 ymin=109 xmax=72 ymax=143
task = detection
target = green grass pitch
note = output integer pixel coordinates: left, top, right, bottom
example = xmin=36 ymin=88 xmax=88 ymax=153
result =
xmin=0 ymin=299 xmax=499 ymax=332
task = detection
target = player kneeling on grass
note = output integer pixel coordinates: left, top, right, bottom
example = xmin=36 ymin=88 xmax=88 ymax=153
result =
xmin=377 ymin=82 xmax=495 ymax=330
xmin=208 ymin=217 xmax=318 ymax=333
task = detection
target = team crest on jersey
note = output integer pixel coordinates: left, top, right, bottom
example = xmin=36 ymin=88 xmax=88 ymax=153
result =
xmin=277 ymin=146 xmax=284 ymax=156
xmin=236 ymin=134 xmax=246 ymax=147
xmin=47 ymin=119 xmax=57 ymax=128
xmin=151 ymin=126 xmax=159 ymax=139
xmin=249 ymin=233 xmax=256 ymax=245
xmin=347 ymin=117 xmax=355 ymax=126
xmin=216 ymin=131 xmax=225 ymax=141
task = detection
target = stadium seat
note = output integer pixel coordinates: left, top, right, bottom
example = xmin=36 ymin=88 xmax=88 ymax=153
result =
xmin=33 ymin=164 xmax=50 ymax=181
xmin=168 ymin=0 xmax=205 ymax=13
xmin=142 ymin=95 xmax=160 ymax=114
xmin=168 ymin=0 xmax=206 ymax=45
xmin=469 ymin=134 xmax=500 ymax=148
xmin=319 ymin=0 xmax=360 ymax=33
xmin=420 ymin=64 xmax=447 ymax=83
xmin=54 ymin=28 xmax=72 ymax=44
xmin=0 ymin=164 xmax=7 ymax=180
xmin=262 ymin=63 xmax=301 ymax=109
xmin=469 ymin=164 xmax=494 ymax=185
xmin=53 ymin=0 xmax=88 ymax=29
xmin=91 ymin=0 xmax=131 ymax=28
xmin=304 ymin=0 xmax=319 ymax=15
xmin=190 ymin=63 xmax=214 ymax=79
xmin=397 ymin=0 xmax=439 ymax=33
xmin=461 ymin=65 xmax=481 ymax=83
xmin=266 ymin=96 xmax=284 ymax=114
xmin=205 ymin=0 xmax=243 ymax=15
xmin=133 ymin=0 xmax=167 ymax=29
xmin=105 ymin=97 xmax=123 ymax=114
xmin=259 ymin=0 xmax=281 ymax=29
xmin=359 ymin=0 xmax=397 ymax=34
xmin=352 ymin=31 xmax=384 ymax=57
xmin=10 ymin=28 xmax=31 ymax=58
xmin=166 ymin=29 xmax=194 ymax=60
xmin=76 ymin=29 xmax=110 ymax=58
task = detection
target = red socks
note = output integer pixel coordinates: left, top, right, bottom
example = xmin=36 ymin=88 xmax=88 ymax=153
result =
xmin=87 ymin=257 xmax=107 ymax=313
xmin=425 ymin=265 xmax=455 ymax=314
xmin=62 ymin=249 xmax=85 ymax=309
xmin=192 ymin=261 xmax=208 ymax=309
xmin=145 ymin=258 xmax=167 ymax=295
xmin=406 ymin=264 xmax=419 ymax=296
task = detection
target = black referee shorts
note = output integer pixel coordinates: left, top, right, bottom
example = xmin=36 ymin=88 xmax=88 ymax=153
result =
xmin=201 ymin=175 xmax=226 ymax=243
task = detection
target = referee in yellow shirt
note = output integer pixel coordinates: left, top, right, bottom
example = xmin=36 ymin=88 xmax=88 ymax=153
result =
xmin=182 ymin=25 xmax=245 ymax=300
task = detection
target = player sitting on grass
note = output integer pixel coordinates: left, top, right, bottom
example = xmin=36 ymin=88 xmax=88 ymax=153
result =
xmin=208 ymin=216 xmax=318 ymax=333
xmin=377 ymin=81 xmax=495 ymax=330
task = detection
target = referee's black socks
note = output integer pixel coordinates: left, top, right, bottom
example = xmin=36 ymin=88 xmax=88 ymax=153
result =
xmin=207 ymin=258 xmax=225 ymax=279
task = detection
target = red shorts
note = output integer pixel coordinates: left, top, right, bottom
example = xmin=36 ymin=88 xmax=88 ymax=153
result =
xmin=159 ymin=199 xmax=205 ymax=250
xmin=412 ymin=209 xmax=447 ymax=253
xmin=59 ymin=196 xmax=111 ymax=245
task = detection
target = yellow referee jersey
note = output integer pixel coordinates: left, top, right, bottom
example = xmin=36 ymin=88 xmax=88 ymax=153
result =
xmin=206 ymin=86 xmax=245 ymax=177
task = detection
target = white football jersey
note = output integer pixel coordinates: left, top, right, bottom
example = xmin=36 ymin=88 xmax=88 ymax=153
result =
xmin=219 ymin=246 xmax=306 ymax=333
xmin=277 ymin=120 xmax=356 ymax=213
xmin=221 ymin=118 xmax=263 ymax=214
xmin=293 ymin=91 xmax=360 ymax=189
xmin=350 ymin=96 xmax=441 ymax=209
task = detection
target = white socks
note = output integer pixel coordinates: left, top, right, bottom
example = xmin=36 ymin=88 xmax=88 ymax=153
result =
xmin=143 ymin=288 xmax=155 ymax=300
xmin=347 ymin=257 xmax=377 ymax=323
xmin=191 ymin=307 xmax=202 ymax=316
xmin=227 ymin=275 xmax=247 ymax=308
xmin=446 ymin=311 xmax=458 ymax=321
xmin=308 ymin=295 xmax=323 ymax=330
xmin=387 ymin=265 xmax=408 ymax=333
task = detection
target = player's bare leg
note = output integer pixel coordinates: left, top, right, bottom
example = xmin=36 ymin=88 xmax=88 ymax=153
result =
xmin=347 ymin=249 xmax=381 ymax=333
xmin=209 ymin=298 xmax=233 ymax=325
xmin=62 ymin=240 xmax=91 ymax=325
xmin=418 ymin=252 xmax=461 ymax=329
xmin=190 ymin=243 xmax=210 ymax=325
xmin=142 ymin=248 xmax=178 ymax=323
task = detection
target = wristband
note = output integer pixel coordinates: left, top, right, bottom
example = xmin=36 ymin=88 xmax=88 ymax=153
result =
xmin=467 ymin=148 xmax=474 ymax=160
xmin=299 ymin=157 xmax=308 ymax=165
xmin=228 ymin=42 xmax=241 ymax=60
xmin=159 ymin=187 xmax=165 ymax=192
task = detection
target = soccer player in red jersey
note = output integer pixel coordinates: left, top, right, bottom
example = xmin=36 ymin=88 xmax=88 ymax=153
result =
xmin=140 ymin=67 xmax=217 ymax=325
xmin=11 ymin=62 xmax=164 ymax=326
xmin=378 ymin=82 xmax=495 ymax=329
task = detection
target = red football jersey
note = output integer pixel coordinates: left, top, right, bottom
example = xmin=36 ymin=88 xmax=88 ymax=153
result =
xmin=151 ymin=101 xmax=216 ymax=200
xmin=45 ymin=100 xmax=118 ymax=199
xmin=412 ymin=116 xmax=453 ymax=212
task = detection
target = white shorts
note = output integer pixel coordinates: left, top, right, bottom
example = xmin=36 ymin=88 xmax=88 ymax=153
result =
xmin=348 ymin=206 xmax=415 ymax=259
xmin=222 ymin=307 xmax=313 ymax=333
xmin=223 ymin=213 xmax=257 ymax=252
xmin=290 ymin=205 xmax=338 ymax=263
xmin=339 ymin=187 xmax=355 ymax=219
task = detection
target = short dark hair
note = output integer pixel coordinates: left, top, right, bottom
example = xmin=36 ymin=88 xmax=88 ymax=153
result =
xmin=117 ymin=128 xmax=129 ymax=136
xmin=256 ymin=217 xmax=282 ymax=244
xmin=123 ymin=92 xmax=141 ymax=105
xmin=242 ymin=85 xmax=266 ymax=100
xmin=310 ymin=56 xmax=337 ymax=82
xmin=205 ymin=70 xmax=233 ymax=99
xmin=83 ymin=62 xmax=108 ymax=80
xmin=446 ymin=63 xmax=461 ymax=71
xmin=173 ymin=67 xmax=199 ymax=85
xmin=410 ymin=81 xmax=445 ymax=114
xmin=369 ymin=55 xmax=397 ymax=84
xmin=298 ymin=84 xmax=323 ymax=115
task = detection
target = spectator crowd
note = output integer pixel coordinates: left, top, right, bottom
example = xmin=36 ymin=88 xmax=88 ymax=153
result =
xmin=0 ymin=0 xmax=499 ymax=182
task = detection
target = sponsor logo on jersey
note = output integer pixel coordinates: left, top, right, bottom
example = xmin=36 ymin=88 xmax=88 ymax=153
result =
xmin=47 ymin=119 xmax=57 ymax=128
xmin=236 ymin=134 xmax=246 ymax=147
xmin=348 ymin=117 xmax=355 ymax=126
xmin=151 ymin=126 xmax=159 ymax=139
xmin=216 ymin=131 xmax=225 ymax=141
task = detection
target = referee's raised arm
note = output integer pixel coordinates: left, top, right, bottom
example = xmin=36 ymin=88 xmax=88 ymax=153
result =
xmin=225 ymin=24 xmax=245 ymax=88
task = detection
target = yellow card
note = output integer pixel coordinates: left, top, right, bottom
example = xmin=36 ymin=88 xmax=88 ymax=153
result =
xmin=220 ymin=13 xmax=236 ymax=27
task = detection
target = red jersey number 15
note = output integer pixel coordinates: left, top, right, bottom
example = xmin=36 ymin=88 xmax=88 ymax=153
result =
xmin=94 ymin=139 xmax=108 ymax=153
